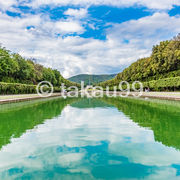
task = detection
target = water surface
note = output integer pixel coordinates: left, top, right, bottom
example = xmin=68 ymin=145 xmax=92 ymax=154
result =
xmin=0 ymin=97 xmax=180 ymax=179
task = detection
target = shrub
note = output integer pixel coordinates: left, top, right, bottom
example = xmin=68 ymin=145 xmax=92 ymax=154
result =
xmin=143 ymin=77 xmax=180 ymax=91
xmin=0 ymin=82 xmax=37 ymax=95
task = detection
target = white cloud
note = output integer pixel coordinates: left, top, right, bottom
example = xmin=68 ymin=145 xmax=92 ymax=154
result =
xmin=29 ymin=0 xmax=180 ymax=10
xmin=0 ymin=0 xmax=17 ymax=10
xmin=0 ymin=11 xmax=180 ymax=77
xmin=55 ymin=20 xmax=84 ymax=33
xmin=107 ymin=12 xmax=180 ymax=49
xmin=64 ymin=8 xmax=88 ymax=19
xmin=0 ymin=0 xmax=180 ymax=13
xmin=138 ymin=0 xmax=180 ymax=10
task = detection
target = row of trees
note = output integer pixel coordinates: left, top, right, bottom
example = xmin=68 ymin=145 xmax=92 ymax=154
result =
xmin=0 ymin=47 xmax=78 ymax=87
xmin=99 ymin=34 xmax=180 ymax=88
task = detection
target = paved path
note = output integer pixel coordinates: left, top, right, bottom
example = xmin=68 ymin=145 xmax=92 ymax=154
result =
xmin=115 ymin=92 xmax=180 ymax=101
xmin=142 ymin=92 xmax=180 ymax=99
xmin=0 ymin=92 xmax=180 ymax=104
xmin=0 ymin=93 xmax=61 ymax=104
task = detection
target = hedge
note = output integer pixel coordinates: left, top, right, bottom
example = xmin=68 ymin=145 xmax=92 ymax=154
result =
xmin=0 ymin=82 xmax=37 ymax=95
xmin=117 ymin=77 xmax=180 ymax=91
xmin=0 ymin=82 xmax=63 ymax=95
xmin=1 ymin=76 xmax=180 ymax=95
xmin=143 ymin=76 xmax=180 ymax=91
xmin=102 ymin=76 xmax=180 ymax=92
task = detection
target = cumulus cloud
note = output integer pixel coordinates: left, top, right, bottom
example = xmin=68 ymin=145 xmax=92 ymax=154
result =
xmin=55 ymin=20 xmax=84 ymax=33
xmin=28 ymin=0 xmax=180 ymax=10
xmin=0 ymin=9 xmax=180 ymax=77
xmin=107 ymin=12 xmax=180 ymax=49
xmin=0 ymin=0 xmax=17 ymax=11
xmin=1 ymin=0 xmax=179 ymax=12
xmin=64 ymin=8 xmax=88 ymax=19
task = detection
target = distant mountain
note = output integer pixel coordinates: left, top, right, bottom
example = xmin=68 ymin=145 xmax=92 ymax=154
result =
xmin=68 ymin=74 xmax=116 ymax=85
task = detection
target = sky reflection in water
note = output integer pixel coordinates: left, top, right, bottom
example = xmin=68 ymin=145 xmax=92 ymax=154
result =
xmin=0 ymin=98 xmax=180 ymax=179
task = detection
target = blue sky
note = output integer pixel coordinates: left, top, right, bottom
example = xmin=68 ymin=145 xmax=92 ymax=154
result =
xmin=0 ymin=0 xmax=180 ymax=77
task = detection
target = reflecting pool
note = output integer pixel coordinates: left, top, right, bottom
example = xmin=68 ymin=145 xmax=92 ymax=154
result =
xmin=0 ymin=97 xmax=180 ymax=179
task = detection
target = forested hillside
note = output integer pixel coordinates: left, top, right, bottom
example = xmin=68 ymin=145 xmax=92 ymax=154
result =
xmin=0 ymin=47 xmax=78 ymax=87
xmin=68 ymin=74 xmax=116 ymax=85
xmin=99 ymin=34 xmax=180 ymax=90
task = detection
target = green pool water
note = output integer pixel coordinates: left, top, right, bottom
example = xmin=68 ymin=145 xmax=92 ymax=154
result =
xmin=0 ymin=97 xmax=180 ymax=180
